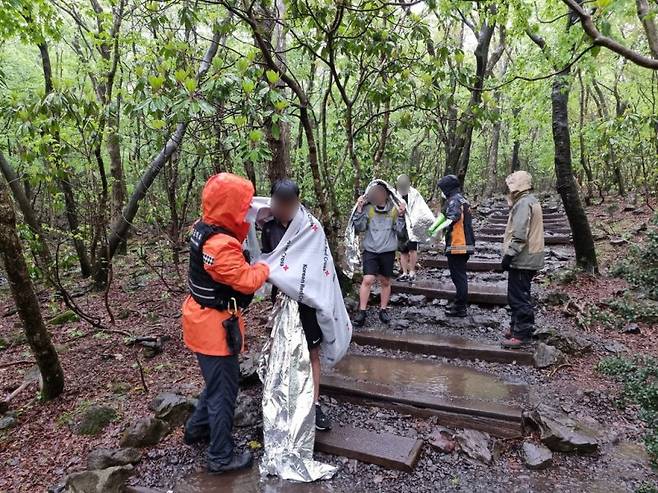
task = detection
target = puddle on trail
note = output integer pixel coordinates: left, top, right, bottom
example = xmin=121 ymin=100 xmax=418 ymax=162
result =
xmin=329 ymin=354 xmax=526 ymax=403
xmin=175 ymin=468 xmax=336 ymax=493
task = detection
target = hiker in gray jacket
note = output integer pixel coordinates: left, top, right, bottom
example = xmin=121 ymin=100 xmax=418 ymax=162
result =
xmin=352 ymin=183 xmax=406 ymax=327
xmin=500 ymin=170 xmax=545 ymax=349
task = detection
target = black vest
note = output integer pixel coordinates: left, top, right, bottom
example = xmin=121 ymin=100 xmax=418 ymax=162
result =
xmin=187 ymin=221 xmax=254 ymax=310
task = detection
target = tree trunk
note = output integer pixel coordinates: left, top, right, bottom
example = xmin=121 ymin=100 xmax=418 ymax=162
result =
xmin=0 ymin=152 xmax=53 ymax=271
xmin=0 ymin=178 xmax=64 ymax=400
xmin=484 ymin=118 xmax=501 ymax=197
xmin=38 ymin=41 xmax=92 ymax=277
xmin=551 ymin=71 xmax=598 ymax=273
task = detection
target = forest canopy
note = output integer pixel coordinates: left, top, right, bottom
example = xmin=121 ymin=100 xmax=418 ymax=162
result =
xmin=0 ymin=0 xmax=656 ymax=284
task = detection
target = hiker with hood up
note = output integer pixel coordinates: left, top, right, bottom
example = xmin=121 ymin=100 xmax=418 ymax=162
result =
xmin=500 ymin=170 xmax=544 ymax=349
xmin=352 ymin=182 xmax=407 ymax=327
xmin=182 ymin=173 xmax=270 ymax=474
xmin=428 ymin=175 xmax=475 ymax=317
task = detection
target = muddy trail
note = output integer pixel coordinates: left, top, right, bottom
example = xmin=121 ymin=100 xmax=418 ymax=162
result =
xmin=1 ymin=197 xmax=656 ymax=493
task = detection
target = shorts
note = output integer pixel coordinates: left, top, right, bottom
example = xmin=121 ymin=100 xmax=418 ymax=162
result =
xmin=399 ymin=241 xmax=418 ymax=254
xmin=362 ymin=250 xmax=396 ymax=278
xmin=299 ymin=303 xmax=323 ymax=350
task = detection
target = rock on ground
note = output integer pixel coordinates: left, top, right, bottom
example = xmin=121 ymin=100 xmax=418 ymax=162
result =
xmin=148 ymin=392 xmax=194 ymax=427
xmin=533 ymin=343 xmax=565 ymax=369
xmin=119 ymin=417 xmax=170 ymax=448
xmin=64 ymin=465 xmax=133 ymax=493
xmin=523 ymin=405 xmax=599 ymax=454
xmin=87 ymin=448 xmax=141 ymax=470
xmin=455 ymin=429 xmax=492 ymax=464
xmin=521 ymin=441 xmax=553 ymax=470
xmin=72 ymin=405 xmax=117 ymax=436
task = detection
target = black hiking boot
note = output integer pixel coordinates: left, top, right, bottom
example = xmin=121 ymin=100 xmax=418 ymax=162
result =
xmin=445 ymin=305 xmax=467 ymax=318
xmin=353 ymin=310 xmax=367 ymax=327
xmin=208 ymin=451 xmax=253 ymax=474
xmin=379 ymin=309 xmax=391 ymax=325
xmin=315 ymin=404 xmax=332 ymax=431
xmin=183 ymin=428 xmax=209 ymax=446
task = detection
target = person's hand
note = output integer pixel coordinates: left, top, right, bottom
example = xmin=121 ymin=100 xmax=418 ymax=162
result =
xmin=356 ymin=194 xmax=367 ymax=212
xmin=398 ymin=202 xmax=407 ymax=215
xmin=501 ymin=255 xmax=513 ymax=272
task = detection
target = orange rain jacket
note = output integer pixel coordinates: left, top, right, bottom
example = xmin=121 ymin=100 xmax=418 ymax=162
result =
xmin=182 ymin=173 xmax=269 ymax=356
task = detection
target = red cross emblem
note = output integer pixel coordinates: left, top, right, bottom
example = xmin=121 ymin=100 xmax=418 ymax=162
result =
xmin=324 ymin=270 xmax=330 ymax=276
xmin=283 ymin=264 xmax=289 ymax=271
xmin=311 ymin=224 xmax=318 ymax=232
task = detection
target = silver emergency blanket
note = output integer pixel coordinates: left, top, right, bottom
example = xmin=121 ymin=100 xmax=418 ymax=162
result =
xmin=257 ymin=296 xmax=337 ymax=482
xmin=404 ymin=186 xmax=436 ymax=242
xmin=246 ymin=197 xmax=352 ymax=367
xmin=343 ymin=179 xmax=436 ymax=278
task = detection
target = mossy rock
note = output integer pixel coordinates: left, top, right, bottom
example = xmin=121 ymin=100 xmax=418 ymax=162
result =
xmin=72 ymin=405 xmax=117 ymax=436
xmin=48 ymin=310 xmax=80 ymax=325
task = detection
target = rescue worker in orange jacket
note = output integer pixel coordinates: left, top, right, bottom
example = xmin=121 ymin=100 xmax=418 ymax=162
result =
xmin=182 ymin=173 xmax=269 ymax=474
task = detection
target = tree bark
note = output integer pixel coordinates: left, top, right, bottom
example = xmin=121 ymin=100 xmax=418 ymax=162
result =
xmin=551 ymin=72 xmax=599 ymax=273
xmin=0 ymin=178 xmax=64 ymax=400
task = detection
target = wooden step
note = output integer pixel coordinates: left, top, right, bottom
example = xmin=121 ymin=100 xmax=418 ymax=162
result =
xmin=419 ymin=256 xmax=502 ymax=272
xmin=315 ymin=424 xmax=423 ymax=472
xmin=175 ymin=470 xmax=333 ymax=493
xmin=352 ymin=331 xmax=534 ymax=366
xmin=321 ymin=354 xmax=527 ymax=438
xmin=478 ymin=234 xmax=572 ymax=245
xmin=479 ymin=225 xmax=571 ymax=235
xmin=391 ymin=280 xmax=508 ymax=305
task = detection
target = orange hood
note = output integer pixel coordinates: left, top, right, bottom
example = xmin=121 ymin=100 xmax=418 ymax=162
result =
xmin=201 ymin=173 xmax=254 ymax=242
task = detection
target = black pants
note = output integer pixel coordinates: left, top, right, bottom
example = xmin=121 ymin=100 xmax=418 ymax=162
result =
xmin=508 ymin=268 xmax=537 ymax=339
xmin=446 ymin=254 xmax=469 ymax=309
xmin=185 ymin=353 xmax=240 ymax=467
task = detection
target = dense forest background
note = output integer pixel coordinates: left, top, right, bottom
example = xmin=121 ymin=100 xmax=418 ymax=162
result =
xmin=0 ymin=0 xmax=657 ymax=401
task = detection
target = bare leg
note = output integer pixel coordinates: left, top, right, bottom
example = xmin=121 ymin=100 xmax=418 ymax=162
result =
xmin=409 ymin=250 xmax=418 ymax=274
xmin=379 ymin=275 xmax=392 ymax=309
xmin=309 ymin=346 xmax=321 ymax=402
xmin=359 ymin=275 xmax=376 ymax=310
xmin=400 ymin=252 xmax=409 ymax=275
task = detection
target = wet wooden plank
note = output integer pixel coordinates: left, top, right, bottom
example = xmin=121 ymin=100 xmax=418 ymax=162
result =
xmin=315 ymin=424 xmax=423 ymax=472
xmin=479 ymin=225 xmax=572 ymax=235
xmin=391 ymin=280 xmax=508 ymax=305
xmin=176 ymin=469 xmax=334 ymax=493
xmin=321 ymin=354 xmax=527 ymax=424
xmin=352 ymin=331 xmax=534 ymax=366
xmin=478 ymin=234 xmax=572 ymax=245
xmin=419 ymin=256 xmax=502 ymax=272
xmin=338 ymin=396 xmax=523 ymax=438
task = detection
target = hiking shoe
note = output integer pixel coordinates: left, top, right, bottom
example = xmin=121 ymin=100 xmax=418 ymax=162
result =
xmin=445 ymin=306 xmax=467 ymax=318
xmin=408 ymin=272 xmax=416 ymax=283
xmin=315 ymin=404 xmax=332 ymax=431
xmin=379 ymin=309 xmax=391 ymax=325
xmin=501 ymin=337 xmax=532 ymax=349
xmin=208 ymin=451 xmax=253 ymax=474
xmin=353 ymin=310 xmax=367 ymax=327
xmin=396 ymin=273 xmax=409 ymax=282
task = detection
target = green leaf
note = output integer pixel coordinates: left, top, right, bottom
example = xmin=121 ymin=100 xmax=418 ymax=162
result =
xmin=148 ymin=75 xmax=165 ymax=91
xmin=265 ymin=70 xmax=279 ymax=84
xmin=595 ymin=0 xmax=612 ymax=8
xmin=184 ymin=78 xmax=197 ymax=92
xmin=150 ymin=119 xmax=166 ymax=129
xmin=174 ymin=69 xmax=188 ymax=82
xmin=242 ymin=78 xmax=255 ymax=94
xmin=248 ymin=129 xmax=263 ymax=142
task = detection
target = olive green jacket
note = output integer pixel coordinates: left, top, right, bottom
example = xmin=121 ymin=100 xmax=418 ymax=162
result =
xmin=502 ymin=191 xmax=545 ymax=271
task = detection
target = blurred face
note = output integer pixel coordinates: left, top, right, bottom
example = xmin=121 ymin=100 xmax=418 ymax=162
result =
xmin=397 ymin=176 xmax=411 ymax=195
xmin=368 ymin=185 xmax=388 ymax=207
xmin=271 ymin=196 xmax=299 ymax=223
